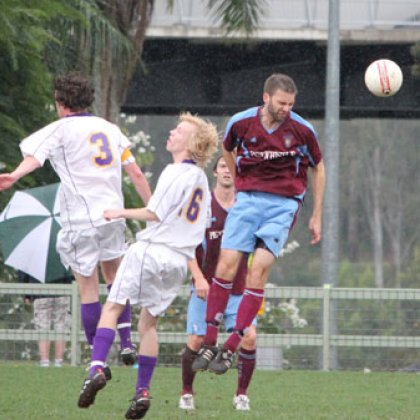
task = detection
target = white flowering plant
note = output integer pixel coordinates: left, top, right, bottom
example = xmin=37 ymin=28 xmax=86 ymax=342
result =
xmin=258 ymin=293 xmax=308 ymax=334
xmin=120 ymin=113 xmax=155 ymax=179
xmin=119 ymin=114 xmax=155 ymax=240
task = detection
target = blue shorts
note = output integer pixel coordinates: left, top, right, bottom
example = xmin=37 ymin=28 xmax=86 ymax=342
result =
xmin=186 ymin=288 xmax=257 ymax=336
xmin=221 ymin=191 xmax=300 ymax=257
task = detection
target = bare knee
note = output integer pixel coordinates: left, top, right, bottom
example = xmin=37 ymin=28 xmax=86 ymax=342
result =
xmin=216 ymin=250 xmax=243 ymax=280
xmin=241 ymin=326 xmax=257 ymax=350
xmin=138 ymin=309 xmax=158 ymax=339
xmin=75 ymin=271 xmax=99 ymax=303
xmin=97 ymin=301 xmax=125 ymax=329
xmin=101 ymin=258 xmax=121 ymax=285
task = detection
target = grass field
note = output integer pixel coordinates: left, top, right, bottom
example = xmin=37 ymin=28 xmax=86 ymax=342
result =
xmin=1 ymin=362 xmax=420 ymax=419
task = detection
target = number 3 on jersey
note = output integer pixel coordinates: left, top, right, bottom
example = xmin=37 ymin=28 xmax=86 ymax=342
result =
xmin=90 ymin=133 xmax=114 ymax=166
xmin=185 ymin=188 xmax=203 ymax=222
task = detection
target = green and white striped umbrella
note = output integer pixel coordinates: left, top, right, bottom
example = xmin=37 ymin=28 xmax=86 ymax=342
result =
xmin=0 ymin=183 xmax=69 ymax=283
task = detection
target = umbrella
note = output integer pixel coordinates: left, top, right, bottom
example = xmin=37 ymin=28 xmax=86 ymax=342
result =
xmin=0 ymin=183 xmax=69 ymax=283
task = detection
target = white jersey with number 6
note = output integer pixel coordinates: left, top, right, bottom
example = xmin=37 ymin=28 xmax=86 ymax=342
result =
xmin=138 ymin=162 xmax=211 ymax=259
xmin=19 ymin=114 xmax=130 ymax=230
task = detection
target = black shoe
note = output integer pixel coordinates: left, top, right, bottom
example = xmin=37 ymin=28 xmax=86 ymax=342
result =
xmin=125 ymin=389 xmax=151 ymax=419
xmin=191 ymin=345 xmax=218 ymax=372
xmin=208 ymin=348 xmax=234 ymax=375
xmin=103 ymin=365 xmax=112 ymax=381
xmin=78 ymin=370 xmax=107 ymax=408
xmin=120 ymin=345 xmax=137 ymax=366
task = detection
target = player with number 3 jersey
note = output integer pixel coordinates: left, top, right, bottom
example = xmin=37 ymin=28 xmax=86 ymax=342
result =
xmin=0 ymin=72 xmax=152 ymax=367
xmin=20 ymin=112 xmax=138 ymax=230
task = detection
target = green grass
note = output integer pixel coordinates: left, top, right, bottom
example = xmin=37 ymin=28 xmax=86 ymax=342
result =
xmin=1 ymin=362 xmax=420 ymax=419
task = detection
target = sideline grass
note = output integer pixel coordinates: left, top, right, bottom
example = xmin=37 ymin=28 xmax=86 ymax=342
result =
xmin=1 ymin=362 xmax=420 ymax=419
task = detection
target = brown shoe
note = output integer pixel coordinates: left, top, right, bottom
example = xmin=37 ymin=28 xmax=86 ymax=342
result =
xmin=78 ymin=370 xmax=107 ymax=408
xmin=125 ymin=388 xmax=151 ymax=419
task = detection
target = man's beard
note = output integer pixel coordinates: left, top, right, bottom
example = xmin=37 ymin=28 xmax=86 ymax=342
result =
xmin=267 ymin=103 xmax=284 ymax=123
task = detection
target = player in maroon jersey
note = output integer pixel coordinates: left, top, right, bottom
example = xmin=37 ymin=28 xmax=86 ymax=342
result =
xmin=179 ymin=156 xmax=257 ymax=411
xmin=192 ymin=73 xmax=325 ymax=374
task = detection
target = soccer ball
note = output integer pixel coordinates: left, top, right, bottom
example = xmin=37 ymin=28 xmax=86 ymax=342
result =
xmin=364 ymin=59 xmax=403 ymax=97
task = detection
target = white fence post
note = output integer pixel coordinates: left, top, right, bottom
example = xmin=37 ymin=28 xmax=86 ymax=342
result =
xmin=70 ymin=281 xmax=80 ymax=366
xmin=322 ymin=283 xmax=331 ymax=371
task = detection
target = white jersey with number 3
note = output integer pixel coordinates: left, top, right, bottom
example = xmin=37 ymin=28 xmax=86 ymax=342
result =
xmin=20 ymin=114 xmax=130 ymax=230
xmin=137 ymin=162 xmax=211 ymax=259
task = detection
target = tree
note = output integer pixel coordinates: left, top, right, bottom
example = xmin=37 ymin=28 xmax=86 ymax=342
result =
xmin=0 ymin=0 xmax=84 ymax=191
xmin=47 ymin=0 xmax=267 ymax=122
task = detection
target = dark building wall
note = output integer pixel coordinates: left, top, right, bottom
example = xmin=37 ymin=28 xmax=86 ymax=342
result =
xmin=123 ymin=39 xmax=420 ymax=119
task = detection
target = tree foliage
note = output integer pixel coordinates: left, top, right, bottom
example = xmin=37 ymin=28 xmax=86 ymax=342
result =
xmin=0 ymin=0 xmax=83 ymax=191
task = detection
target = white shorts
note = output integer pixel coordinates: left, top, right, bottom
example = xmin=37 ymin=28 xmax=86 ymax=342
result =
xmin=108 ymin=241 xmax=188 ymax=317
xmin=56 ymin=221 xmax=127 ymax=277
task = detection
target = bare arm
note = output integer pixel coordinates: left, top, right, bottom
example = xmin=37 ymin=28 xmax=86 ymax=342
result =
xmin=222 ymin=144 xmax=237 ymax=182
xmin=308 ymin=159 xmax=325 ymax=245
xmin=188 ymin=258 xmax=209 ymax=300
xmin=123 ymin=162 xmax=152 ymax=205
xmin=0 ymin=156 xmax=41 ymax=191
xmin=104 ymin=207 xmax=159 ymax=222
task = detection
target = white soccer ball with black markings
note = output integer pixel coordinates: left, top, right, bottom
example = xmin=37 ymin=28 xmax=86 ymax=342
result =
xmin=364 ymin=59 xmax=403 ymax=97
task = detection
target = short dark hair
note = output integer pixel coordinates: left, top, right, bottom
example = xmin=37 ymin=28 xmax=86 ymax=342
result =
xmin=54 ymin=71 xmax=94 ymax=111
xmin=213 ymin=155 xmax=224 ymax=171
xmin=263 ymin=73 xmax=298 ymax=96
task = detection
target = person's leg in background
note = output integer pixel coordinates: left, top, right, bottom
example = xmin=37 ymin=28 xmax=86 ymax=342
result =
xmin=224 ymin=294 xmax=257 ymax=411
xmin=234 ymin=327 xmax=257 ymax=411
xmin=38 ymin=340 xmax=51 ymax=367
xmin=52 ymin=296 xmax=71 ymax=367
xmin=33 ymin=298 xmax=52 ymax=367
xmin=179 ymin=289 xmax=207 ymax=410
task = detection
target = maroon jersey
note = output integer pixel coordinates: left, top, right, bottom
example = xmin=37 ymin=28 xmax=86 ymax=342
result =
xmin=194 ymin=192 xmax=247 ymax=295
xmin=224 ymin=106 xmax=322 ymax=200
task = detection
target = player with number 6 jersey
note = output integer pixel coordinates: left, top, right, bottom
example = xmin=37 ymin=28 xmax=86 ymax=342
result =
xmin=77 ymin=112 xmax=219 ymax=419
xmin=134 ymin=163 xmax=211 ymax=258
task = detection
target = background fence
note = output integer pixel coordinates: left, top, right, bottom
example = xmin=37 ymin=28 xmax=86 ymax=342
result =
xmin=1 ymin=282 xmax=420 ymax=372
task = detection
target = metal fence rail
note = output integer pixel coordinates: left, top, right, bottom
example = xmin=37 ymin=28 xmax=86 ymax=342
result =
xmin=1 ymin=283 xmax=420 ymax=371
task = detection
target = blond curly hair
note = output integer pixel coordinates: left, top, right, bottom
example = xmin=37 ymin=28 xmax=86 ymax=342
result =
xmin=179 ymin=112 xmax=219 ymax=168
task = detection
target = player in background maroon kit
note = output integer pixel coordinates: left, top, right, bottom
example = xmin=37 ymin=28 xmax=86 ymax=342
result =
xmin=180 ymin=157 xmax=257 ymax=411
xmin=192 ymin=73 xmax=325 ymax=374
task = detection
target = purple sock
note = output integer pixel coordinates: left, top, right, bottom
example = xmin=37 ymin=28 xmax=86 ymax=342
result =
xmin=89 ymin=328 xmax=116 ymax=377
xmin=136 ymin=355 xmax=157 ymax=393
xmin=117 ymin=304 xmax=133 ymax=350
xmin=107 ymin=284 xmax=133 ymax=350
xmin=81 ymin=302 xmax=102 ymax=345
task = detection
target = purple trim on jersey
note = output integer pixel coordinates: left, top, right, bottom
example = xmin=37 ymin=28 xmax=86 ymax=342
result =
xmin=182 ymin=159 xmax=197 ymax=164
xmin=65 ymin=112 xmax=93 ymax=117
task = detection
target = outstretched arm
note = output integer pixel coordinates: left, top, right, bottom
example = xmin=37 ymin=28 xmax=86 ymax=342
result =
xmin=104 ymin=207 xmax=159 ymax=222
xmin=308 ymin=159 xmax=325 ymax=245
xmin=123 ymin=162 xmax=152 ymax=205
xmin=0 ymin=156 xmax=41 ymax=191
